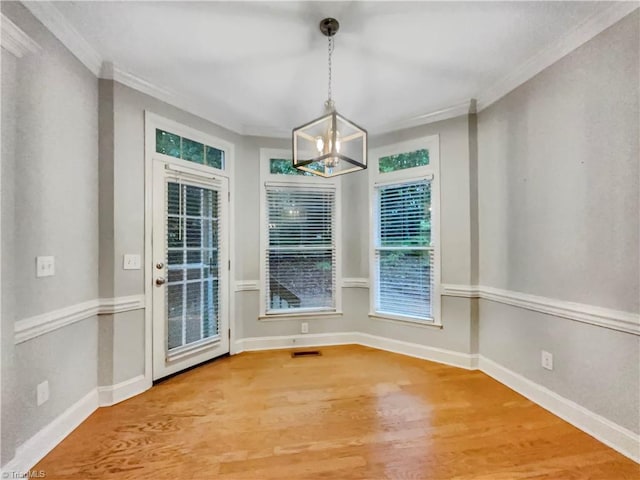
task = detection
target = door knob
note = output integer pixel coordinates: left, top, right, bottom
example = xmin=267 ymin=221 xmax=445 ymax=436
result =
xmin=155 ymin=277 xmax=166 ymax=286
xmin=156 ymin=262 xmax=164 ymax=269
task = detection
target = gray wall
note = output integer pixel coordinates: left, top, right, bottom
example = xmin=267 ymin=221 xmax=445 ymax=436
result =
xmin=97 ymin=80 xmax=243 ymax=386
xmin=8 ymin=2 xmax=99 ymax=318
xmin=477 ymin=11 xmax=640 ymax=433
xmin=1 ymin=0 xmax=99 ymax=461
xmin=2 ymin=1 xmax=638 ymax=467
xmin=1 ymin=38 xmax=19 ymax=467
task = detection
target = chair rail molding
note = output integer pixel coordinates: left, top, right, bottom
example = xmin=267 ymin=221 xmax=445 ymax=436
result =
xmin=441 ymin=284 xmax=639 ymax=335
xmin=342 ymin=277 xmax=369 ymax=288
xmin=234 ymin=280 xmax=259 ymax=292
xmin=14 ymin=295 xmax=146 ymax=344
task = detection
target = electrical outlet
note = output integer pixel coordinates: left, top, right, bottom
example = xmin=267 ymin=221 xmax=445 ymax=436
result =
xmin=541 ymin=351 xmax=553 ymax=371
xmin=123 ymin=254 xmax=141 ymax=270
xmin=37 ymin=380 xmax=49 ymax=406
xmin=36 ymin=256 xmax=55 ymax=277
xmin=301 ymin=322 xmax=309 ymax=334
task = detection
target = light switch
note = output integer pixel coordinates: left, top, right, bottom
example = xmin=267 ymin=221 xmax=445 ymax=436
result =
xmin=37 ymin=380 xmax=49 ymax=406
xmin=36 ymin=256 xmax=55 ymax=277
xmin=123 ymin=254 xmax=141 ymax=270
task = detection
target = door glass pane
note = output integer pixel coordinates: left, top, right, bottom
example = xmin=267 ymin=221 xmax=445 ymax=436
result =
xmin=185 ymin=282 xmax=202 ymax=344
xmin=166 ymin=181 xmax=220 ymax=354
xmin=167 ymin=284 xmax=183 ymax=350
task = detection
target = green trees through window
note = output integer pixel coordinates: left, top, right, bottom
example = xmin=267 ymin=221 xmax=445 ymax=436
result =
xmin=269 ymin=158 xmax=310 ymax=176
xmin=156 ymin=129 xmax=224 ymax=170
xmin=378 ymin=149 xmax=429 ymax=173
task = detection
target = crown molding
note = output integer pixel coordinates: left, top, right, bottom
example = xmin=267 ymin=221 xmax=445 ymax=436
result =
xmin=102 ymin=62 xmax=245 ymax=135
xmin=21 ymin=1 xmax=639 ymax=135
xmin=242 ymin=125 xmax=292 ymax=139
xmin=370 ymin=100 xmax=474 ymax=135
xmin=243 ymin=100 xmax=474 ymax=139
xmin=1 ymin=13 xmax=41 ymax=57
xmin=21 ymin=0 xmax=102 ymax=76
xmin=101 ymin=62 xmax=176 ymax=103
xmin=476 ymin=2 xmax=640 ymax=111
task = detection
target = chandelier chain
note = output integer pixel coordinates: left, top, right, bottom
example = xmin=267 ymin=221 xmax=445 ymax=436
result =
xmin=327 ymin=35 xmax=334 ymax=103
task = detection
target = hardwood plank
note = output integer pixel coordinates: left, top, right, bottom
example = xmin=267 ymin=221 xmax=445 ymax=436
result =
xmin=34 ymin=345 xmax=639 ymax=479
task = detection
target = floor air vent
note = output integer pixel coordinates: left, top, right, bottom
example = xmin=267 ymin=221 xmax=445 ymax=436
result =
xmin=291 ymin=350 xmax=322 ymax=358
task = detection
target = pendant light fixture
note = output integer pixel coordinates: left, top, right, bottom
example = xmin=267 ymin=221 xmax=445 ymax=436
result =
xmin=292 ymin=18 xmax=368 ymax=177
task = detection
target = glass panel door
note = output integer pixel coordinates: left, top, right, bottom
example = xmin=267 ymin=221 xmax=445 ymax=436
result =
xmin=153 ymin=163 xmax=229 ymax=380
xmin=166 ymin=182 xmax=220 ymax=354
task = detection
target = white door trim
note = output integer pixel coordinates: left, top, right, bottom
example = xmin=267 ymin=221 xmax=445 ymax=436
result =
xmin=151 ymin=164 xmax=230 ymax=379
xmin=144 ymin=111 xmax=235 ymax=382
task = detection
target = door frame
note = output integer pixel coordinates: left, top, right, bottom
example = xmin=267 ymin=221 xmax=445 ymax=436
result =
xmin=151 ymin=165 xmax=230 ymax=379
xmin=144 ymin=111 xmax=236 ymax=384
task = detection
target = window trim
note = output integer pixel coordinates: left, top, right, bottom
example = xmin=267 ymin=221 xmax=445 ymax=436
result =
xmin=259 ymin=148 xmax=342 ymax=319
xmin=368 ymin=135 xmax=441 ymax=326
xmin=149 ymin=113 xmax=232 ymax=177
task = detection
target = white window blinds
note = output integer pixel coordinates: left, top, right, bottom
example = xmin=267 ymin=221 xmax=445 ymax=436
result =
xmin=265 ymin=185 xmax=336 ymax=313
xmin=166 ymin=182 xmax=220 ymax=352
xmin=374 ymin=179 xmax=434 ymax=321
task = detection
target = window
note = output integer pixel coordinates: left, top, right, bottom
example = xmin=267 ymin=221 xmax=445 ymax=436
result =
xmin=260 ymin=149 xmax=341 ymax=317
xmin=156 ymin=129 xmax=224 ymax=170
xmin=378 ymin=148 xmax=429 ymax=173
xmin=269 ymin=158 xmax=311 ymax=176
xmin=370 ymin=138 xmax=440 ymax=324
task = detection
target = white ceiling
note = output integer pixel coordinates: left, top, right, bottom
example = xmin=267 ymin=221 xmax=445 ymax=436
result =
xmin=46 ymin=1 xmax=625 ymax=135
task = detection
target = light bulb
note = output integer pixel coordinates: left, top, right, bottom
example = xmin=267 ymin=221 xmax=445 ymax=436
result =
xmin=316 ymin=137 xmax=324 ymax=153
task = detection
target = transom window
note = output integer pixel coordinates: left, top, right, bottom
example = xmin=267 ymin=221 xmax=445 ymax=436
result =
xmin=378 ymin=148 xmax=429 ymax=173
xmin=269 ymin=158 xmax=312 ymax=176
xmin=156 ymin=129 xmax=225 ymax=170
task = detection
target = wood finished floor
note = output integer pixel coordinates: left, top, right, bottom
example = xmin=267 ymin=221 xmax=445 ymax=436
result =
xmin=36 ymin=345 xmax=638 ymax=479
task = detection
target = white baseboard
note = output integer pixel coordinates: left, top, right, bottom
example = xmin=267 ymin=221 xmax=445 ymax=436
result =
xmin=1 ymin=389 xmax=99 ymax=475
xmin=237 ymin=332 xmax=638 ymax=462
xmin=2 ymin=374 xmax=152 ymax=475
xmin=98 ymin=374 xmax=150 ymax=407
xmin=236 ymin=332 xmax=358 ymax=352
xmin=478 ymin=355 xmax=640 ymax=463
xmin=356 ymin=333 xmax=478 ymax=370
xmin=236 ymin=332 xmax=478 ymax=370
xmin=4 ymin=338 xmax=636 ymax=474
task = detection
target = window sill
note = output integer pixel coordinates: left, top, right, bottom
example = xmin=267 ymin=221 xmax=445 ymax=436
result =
xmin=368 ymin=313 xmax=443 ymax=329
xmin=259 ymin=311 xmax=343 ymax=322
